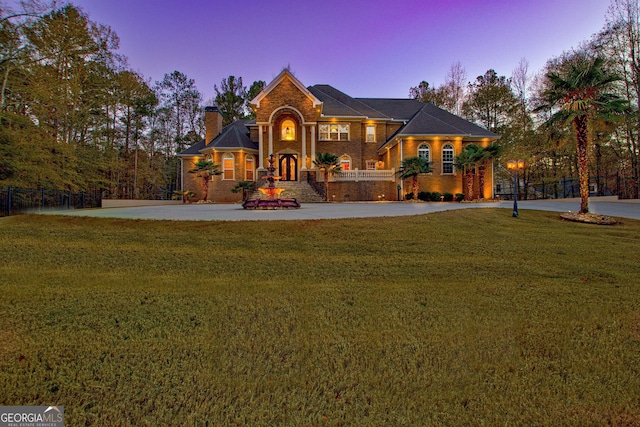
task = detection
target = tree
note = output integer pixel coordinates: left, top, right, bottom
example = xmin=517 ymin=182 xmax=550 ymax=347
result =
xmin=537 ymin=53 xmax=626 ymax=213
xmin=463 ymin=69 xmax=519 ymax=134
xmin=455 ymin=145 xmax=483 ymax=201
xmin=477 ymin=143 xmax=502 ymax=199
xmin=214 ymin=75 xmax=246 ymax=126
xmin=396 ymin=156 xmax=432 ymax=201
xmin=232 ymin=181 xmax=254 ymax=201
xmin=188 ymin=160 xmax=221 ymax=202
xmin=313 ymin=152 xmax=341 ymax=201
xmin=409 ymin=62 xmax=467 ymax=114
xmin=245 ymin=80 xmax=265 ymax=120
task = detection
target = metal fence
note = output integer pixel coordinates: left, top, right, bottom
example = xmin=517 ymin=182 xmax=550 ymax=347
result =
xmin=495 ymin=174 xmax=634 ymax=200
xmin=0 ymin=187 xmax=102 ymax=217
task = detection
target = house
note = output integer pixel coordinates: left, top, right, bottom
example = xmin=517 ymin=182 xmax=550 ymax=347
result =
xmin=178 ymin=69 xmax=499 ymax=202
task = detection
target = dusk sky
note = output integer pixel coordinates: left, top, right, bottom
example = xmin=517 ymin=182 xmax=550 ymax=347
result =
xmin=40 ymin=0 xmax=611 ymax=102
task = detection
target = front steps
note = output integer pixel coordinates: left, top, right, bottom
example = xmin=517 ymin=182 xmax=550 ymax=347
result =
xmin=247 ymin=180 xmax=325 ymax=203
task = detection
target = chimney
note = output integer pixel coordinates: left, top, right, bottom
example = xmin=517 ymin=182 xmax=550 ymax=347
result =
xmin=205 ymin=106 xmax=223 ymax=146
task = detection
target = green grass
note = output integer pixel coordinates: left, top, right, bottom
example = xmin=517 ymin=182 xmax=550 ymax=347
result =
xmin=1 ymin=210 xmax=639 ymax=426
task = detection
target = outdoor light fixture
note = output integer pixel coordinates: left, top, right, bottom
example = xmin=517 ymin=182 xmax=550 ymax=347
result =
xmin=507 ymin=159 xmax=525 ymax=217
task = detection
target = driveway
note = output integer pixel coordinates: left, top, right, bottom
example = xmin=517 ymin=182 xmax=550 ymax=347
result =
xmin=41 ymin=197 xmax=640 ymax=221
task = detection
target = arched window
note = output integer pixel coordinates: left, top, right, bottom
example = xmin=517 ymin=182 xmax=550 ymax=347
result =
xmin=245 ymin=155 xmax=255 ymax=181
xmin=339 ymin=154 xmax=351 ymax=171
xmin=281 ymin=119 xmax=296 ymax=141
xmin=442 ymin=144 xmax=454 ymax=174
xmin=222 ymin=153 xmax=235 ymax=180
xmin=418 ymin=144 xmax=430 ymax=163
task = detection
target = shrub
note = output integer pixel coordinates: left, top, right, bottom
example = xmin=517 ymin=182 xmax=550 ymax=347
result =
xmin=405 ymin=192 xmax=414 ymax=200
xmin=430 ymin=192 xmax=442 ymax=201
xmin=417 ymin=191 xmax=431 ymax=201
xmin=455 ymin=193 xmax=465 ymax=202
xmin=441 ymin=192 xmax=454 ymax=202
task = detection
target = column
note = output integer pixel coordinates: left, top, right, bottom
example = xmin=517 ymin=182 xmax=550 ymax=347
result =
xmin=310 ymin=125 xmax=316 ymax=168
xmin=268 ymin=125 xmax=273 ymax=156
xmin=258 ymin=125 xmax=265 ymax=170
xmin=301 ymin=124 xmax=307 ymax=170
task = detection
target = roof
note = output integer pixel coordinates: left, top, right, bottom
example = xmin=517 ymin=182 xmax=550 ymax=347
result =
xmin=398 ymin=103 xmax=498 ymax=138
xmin=204 ymin=120 xmax=258 ymax=151
xmin=356 ymin=98 xmax=424 ymax=121
xmin=377 ymin=103 xmax=499 ymax=153
xmin=177 ymin=121 xmax=257 ymax=156
xmin=309 ymin=85 xmax=388 ymax=119
xmin=177 ymin=139 xmax=205 ymax=156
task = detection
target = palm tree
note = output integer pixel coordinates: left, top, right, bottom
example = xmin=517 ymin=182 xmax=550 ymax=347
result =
xmin=188 ymin=160 xmax=221 ymax=202
xmin=232 ymin=181 xmax=254 ymax=201
xmin=477 ymin=143 xmax=502 ymax=199
xmin=396 ymin=156 xmax=432 ymax=201
xmin=538 ymin=54 xmax=626 ymax=213
xmin=313 ymin=152 xmax=341 ymax=201
xmin=455 ymin=144 xmax=482 ymax=201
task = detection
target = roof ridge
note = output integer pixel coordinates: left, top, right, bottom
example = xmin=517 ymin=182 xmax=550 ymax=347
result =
xmin=310 ymin=85 xmax=364 ymax=117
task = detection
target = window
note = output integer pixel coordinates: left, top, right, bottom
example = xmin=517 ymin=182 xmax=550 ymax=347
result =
xmin=339 ymin=154 xmax=351 ymax=171
xmin=418 ymin=144 xmax=430 ymax=163
xmin=366 ymin=125 xmax=376 ymax=143
xmin=281 ymin=119 xmax=295 ymax=141
xmin=245 ymin=155 xmax=255 ymax=181
xmin=223 ymin=153 xmax=234 ymax=180
xmin=442 ymin=144 xmax=454 ymax=174
xmin=319 ymin=124 xmax=349 ymax=141
xmin=366 ymin=160 xmax=377 ymax=170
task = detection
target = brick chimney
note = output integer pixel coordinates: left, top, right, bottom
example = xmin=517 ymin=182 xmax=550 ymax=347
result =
xmin=205 ymin=106 xmax=223 ymax=146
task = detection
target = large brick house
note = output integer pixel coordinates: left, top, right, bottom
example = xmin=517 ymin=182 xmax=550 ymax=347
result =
xmin=178 ymin=69 xmax=498 ymax=202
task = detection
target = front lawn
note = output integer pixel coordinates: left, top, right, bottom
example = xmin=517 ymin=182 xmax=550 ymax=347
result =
xmin=1 ymin=210 xmax=639 ymax=425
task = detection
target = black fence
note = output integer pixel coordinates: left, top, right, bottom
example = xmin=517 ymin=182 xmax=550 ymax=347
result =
xmin=495 ymin=174 xmax=636 ymax=200
xmin=0 ymin=187 xmax=102 ymax=217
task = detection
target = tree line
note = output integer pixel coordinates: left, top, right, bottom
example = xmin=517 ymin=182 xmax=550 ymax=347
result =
xmin=0 ymin=2 xmax=262 ymax=199
xmin=2 ymin=0 xmax=638 ymax=201
xmin=410 ymin=0 xmax=639 ymax=200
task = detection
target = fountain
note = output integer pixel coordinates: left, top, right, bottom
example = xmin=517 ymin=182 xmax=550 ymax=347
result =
xmin=242 ymin=154 xmax=301 ymax=209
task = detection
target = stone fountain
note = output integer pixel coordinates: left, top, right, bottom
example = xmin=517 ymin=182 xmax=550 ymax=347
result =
xmin=242 ymin=154 xmax=301 ymax=209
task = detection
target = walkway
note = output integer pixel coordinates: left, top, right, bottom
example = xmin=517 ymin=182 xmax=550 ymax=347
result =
xmin=42 ymin=197 xmax=640 ymax=221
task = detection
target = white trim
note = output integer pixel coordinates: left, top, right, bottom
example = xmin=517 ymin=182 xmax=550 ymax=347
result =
xmin=222 ymin=153 xmax=235 ymax=181
xmin=301 ymin=125 xmax=307 ymax=170
xmin=258 ymin=125 xmax=265 ymax=170
xmin=442 ymin=143 xmax=455 ymax=175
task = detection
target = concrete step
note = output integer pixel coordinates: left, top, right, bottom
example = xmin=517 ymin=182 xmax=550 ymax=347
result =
xmin=248 ymin=180 xmax=325 ymax=203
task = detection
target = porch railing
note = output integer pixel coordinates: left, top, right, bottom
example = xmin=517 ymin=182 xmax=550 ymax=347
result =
xmin=330 ymin=169 xmax=395 ymax=182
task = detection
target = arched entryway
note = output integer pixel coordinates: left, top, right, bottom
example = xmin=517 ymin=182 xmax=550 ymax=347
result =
xmin=279 ymin=154 xmax=298 ymax=181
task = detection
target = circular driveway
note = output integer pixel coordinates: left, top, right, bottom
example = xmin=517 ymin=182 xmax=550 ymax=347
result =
xmin=44 ymin=197 xmax=640 ymax=221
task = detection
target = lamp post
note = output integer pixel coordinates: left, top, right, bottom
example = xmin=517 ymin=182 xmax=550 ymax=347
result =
xmin=507 ymin=159 xmax=525 ymax=217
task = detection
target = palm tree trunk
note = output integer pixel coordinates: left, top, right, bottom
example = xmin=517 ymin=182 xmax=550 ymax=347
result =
xmin=478 ymin=163 xmax=485 ymax=199
xmin=202 ymin=175 xmax=209 ymax=201
xmin=324 ymin=171 xmax=329 ymax=201
xmin=412 ymin=176 xmax=419 ymax=200
xmin=466 ymin=168 xmax=474 ymax=201
xmin=574 ymin=115 xmax=590 ymax=213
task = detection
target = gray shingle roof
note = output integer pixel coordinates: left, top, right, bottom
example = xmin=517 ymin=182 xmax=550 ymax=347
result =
xmin=309 ymin=85 xmax=388 ymax=118
xmin=178 ymin=121 xmax=257 ymax=156
xmin=207 ymin=121 xmax=258 ymax=151
xmin=177 ymin=139 xmax=205 ymax=156
xmin=397 ymin=103 xmax=498 ymax=138
xmin=356 ymin=98 xmax=424 ymax=121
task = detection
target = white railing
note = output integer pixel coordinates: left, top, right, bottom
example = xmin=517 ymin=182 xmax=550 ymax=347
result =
xmin=330 ymin=169 xmax=395 ymax=182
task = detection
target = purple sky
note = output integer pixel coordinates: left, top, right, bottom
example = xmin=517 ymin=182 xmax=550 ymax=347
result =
xmin=29 ymin=0 xmax=612 ymax=101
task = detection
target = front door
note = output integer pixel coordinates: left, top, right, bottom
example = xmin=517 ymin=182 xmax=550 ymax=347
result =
xmin=279 ymin=154 xmax=297 ymax=181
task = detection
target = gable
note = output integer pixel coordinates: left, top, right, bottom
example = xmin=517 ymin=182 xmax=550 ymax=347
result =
xmin=250 ymin=70 xmax=322 ymax=123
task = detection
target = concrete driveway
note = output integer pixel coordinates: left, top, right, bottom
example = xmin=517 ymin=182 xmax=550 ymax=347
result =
xmin=42 ymin=197 xmax=640 ymax=221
